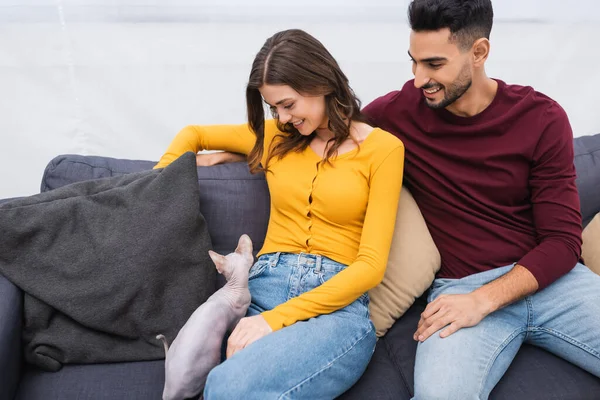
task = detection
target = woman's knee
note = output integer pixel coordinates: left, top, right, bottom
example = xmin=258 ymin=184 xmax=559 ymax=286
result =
xmin=203 ymin=361 xmax=250 ymax=399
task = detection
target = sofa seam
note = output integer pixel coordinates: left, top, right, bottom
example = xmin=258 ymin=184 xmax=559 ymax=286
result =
xmin=574 ymin=147 xmax=600 ymax=158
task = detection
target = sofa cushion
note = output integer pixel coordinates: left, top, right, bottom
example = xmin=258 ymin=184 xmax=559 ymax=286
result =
xmin=16 ymin=361 xmax=165 ymax=400
xmin=342 ymin=297 xmax=600 ymax=400
xmin=574 ymin=134 xmax=600 ymax=227
xmin=17 ymin=300 xmax=600 ymax=400
xmin=368 ymin=187 xmax=440 ymax=337
xmin=581 ymin=213 xmax=600 ymax=275
xmin=338 ymin=337 xmax=411 ymax=400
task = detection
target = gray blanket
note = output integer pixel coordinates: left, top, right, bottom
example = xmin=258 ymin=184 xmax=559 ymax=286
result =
xmin=0 ymin=152 xmax=215 ymax=371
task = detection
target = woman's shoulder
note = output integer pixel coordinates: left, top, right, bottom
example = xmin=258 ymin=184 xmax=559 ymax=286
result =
xmin=361 ymin=124 xmax=404 ymax=152
xmin=352 ymin=125 xmax=404 ymax=170
xmin=351 ymin=121 xmax=374 ymax=144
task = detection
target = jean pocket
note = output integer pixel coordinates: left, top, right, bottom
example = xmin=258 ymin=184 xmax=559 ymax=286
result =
xmin=248 ymin=259 xmax=270 ymax=280
xmin=317 ymin=269 xmax=338 ymax=285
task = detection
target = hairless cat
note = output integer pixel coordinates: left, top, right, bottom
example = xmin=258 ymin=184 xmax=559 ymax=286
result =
xmin=156 ymin=234 xmax=254 ymax=400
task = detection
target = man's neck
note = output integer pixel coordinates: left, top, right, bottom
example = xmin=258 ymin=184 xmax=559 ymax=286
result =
xmin=445 ymin=77 xmax=498 ymax=118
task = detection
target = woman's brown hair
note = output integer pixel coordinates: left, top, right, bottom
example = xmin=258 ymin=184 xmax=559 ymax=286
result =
xmin=246 ymin=29 xmax=366 ymax=173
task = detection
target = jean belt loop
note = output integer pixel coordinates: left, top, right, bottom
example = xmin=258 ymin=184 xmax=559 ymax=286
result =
xmin=271 ymin=252 xmax=281 ymax=267
xmin=315 ymin=255 xmax=322 ymax=273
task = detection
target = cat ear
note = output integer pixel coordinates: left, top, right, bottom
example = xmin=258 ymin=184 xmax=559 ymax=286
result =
xmin=234 ymin=234 xmax=253 ymax=256
xmin=208 ymin=250 xmax=226 ymax=274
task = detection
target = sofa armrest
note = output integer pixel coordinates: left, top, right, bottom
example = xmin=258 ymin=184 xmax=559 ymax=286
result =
xmin=0 ymin=197 xmax=24 ymax=400
xmin=0 ymin=273 xmax=23 ymax=400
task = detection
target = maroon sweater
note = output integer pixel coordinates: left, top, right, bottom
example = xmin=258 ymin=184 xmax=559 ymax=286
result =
xmin=363 ymin=79 xmax=582 ymax=289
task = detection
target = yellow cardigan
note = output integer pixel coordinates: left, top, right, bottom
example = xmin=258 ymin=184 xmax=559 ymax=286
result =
xmin=155 ymin=120 xmax=404 ymax=331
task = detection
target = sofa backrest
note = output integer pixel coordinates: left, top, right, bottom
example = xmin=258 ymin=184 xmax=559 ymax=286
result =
xmin=41 ymin=133 xmax=600 ymax=260
xmin=574 ymin=133 xmax=600 ymax=227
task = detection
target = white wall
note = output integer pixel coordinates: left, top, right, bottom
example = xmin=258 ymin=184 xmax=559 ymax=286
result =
xmin=1 ymin=1 xmax=599 ymax=198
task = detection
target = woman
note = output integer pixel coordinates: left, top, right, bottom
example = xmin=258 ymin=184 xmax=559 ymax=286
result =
xmin=155 ymin=29 xmax=404 ymax=399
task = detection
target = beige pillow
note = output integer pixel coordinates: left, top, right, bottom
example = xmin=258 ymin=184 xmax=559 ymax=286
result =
xmin=369 ymin=186 xmax=441 ymax=337
xmin=581 ymin=212 xmax=600 ymax=276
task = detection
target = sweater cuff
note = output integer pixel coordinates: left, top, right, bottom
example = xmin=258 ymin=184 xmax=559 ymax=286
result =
xmin=261 ymin=310 xmax=286 ymax=332
xmin=518 ymin=250 xmax=575 ymax=290
xmin=516 ymin=257 xmax=543 ymax=287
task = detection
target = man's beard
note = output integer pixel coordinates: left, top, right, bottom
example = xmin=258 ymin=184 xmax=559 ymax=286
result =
xmin=423 ymin=64 xmax=472 ymax=110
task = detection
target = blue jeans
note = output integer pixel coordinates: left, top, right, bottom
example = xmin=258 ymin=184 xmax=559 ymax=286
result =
xmin=413 ymin=263 xmax=600 ymax=400
xmin=204 ymin=252 xmax=376 ymax=400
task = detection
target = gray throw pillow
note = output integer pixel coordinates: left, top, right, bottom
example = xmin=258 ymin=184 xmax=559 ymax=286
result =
xmin=0 ymin=152 xmax=215 ymax=371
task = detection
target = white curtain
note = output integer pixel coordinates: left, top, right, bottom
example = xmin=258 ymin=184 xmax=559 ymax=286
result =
xmin=1 ymin=0 xmax=598 ymax=198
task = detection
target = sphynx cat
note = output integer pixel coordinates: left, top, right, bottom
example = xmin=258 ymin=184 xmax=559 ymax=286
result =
xmin=156 ymin=234 xmax=254 ymax=400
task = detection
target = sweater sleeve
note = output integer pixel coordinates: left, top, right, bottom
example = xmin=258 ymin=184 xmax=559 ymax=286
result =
xmin=154 ymin=120 xmax=280 ymax=169
xmin=261 ymin=143 xmax=405 ymax=331
xmin=517 ymin=103 xmax=583 ymax=289
xmin=362 ymin=91 xmax=399 ymax=129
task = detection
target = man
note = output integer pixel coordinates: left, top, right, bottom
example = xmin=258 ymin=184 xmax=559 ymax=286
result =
xmin=361 ymin=0 xmax=600 ymax=398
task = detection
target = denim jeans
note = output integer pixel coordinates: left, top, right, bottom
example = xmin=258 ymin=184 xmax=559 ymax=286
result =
xmin=412 ymin=263 xmax=600 ymax=400
xmin=204 ymin=252 xmax=376 ymax=400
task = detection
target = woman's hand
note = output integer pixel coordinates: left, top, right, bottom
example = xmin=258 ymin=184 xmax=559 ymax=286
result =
xmin=226 ymin=315 xmax=273 ymax=358
xmin=196 ymin=152 xmax=247 ymax=166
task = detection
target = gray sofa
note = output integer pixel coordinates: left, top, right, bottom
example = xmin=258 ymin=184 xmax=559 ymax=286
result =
xmin=1 ymin=133 xmax=600 ymax=400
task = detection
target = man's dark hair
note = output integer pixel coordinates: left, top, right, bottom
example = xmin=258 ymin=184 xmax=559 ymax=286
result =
xmin=408 ymin=0 xmax=494 ymax=50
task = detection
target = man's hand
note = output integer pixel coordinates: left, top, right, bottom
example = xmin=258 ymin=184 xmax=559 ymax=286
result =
xmin=226 ymin=315 xmax=272 ymax=358
xmin=414 ymin=265 xmax=539 ymax=342
xmin=196 ymin=152 xmax=247 ymax=167
xmin=414 ymin=292 xmax=492 ymax=342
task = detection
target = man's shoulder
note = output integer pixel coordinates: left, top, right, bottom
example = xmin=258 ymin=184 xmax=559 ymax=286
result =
xmin=362 ymin=80 xmax=420 ymax=125
xmin=498 ymin=80 xmax=572 ymax=150
xmin=500 ymin=80 xmax=566 ymax=118
xmin=368 ymin=80 xmax=419 ymax=107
